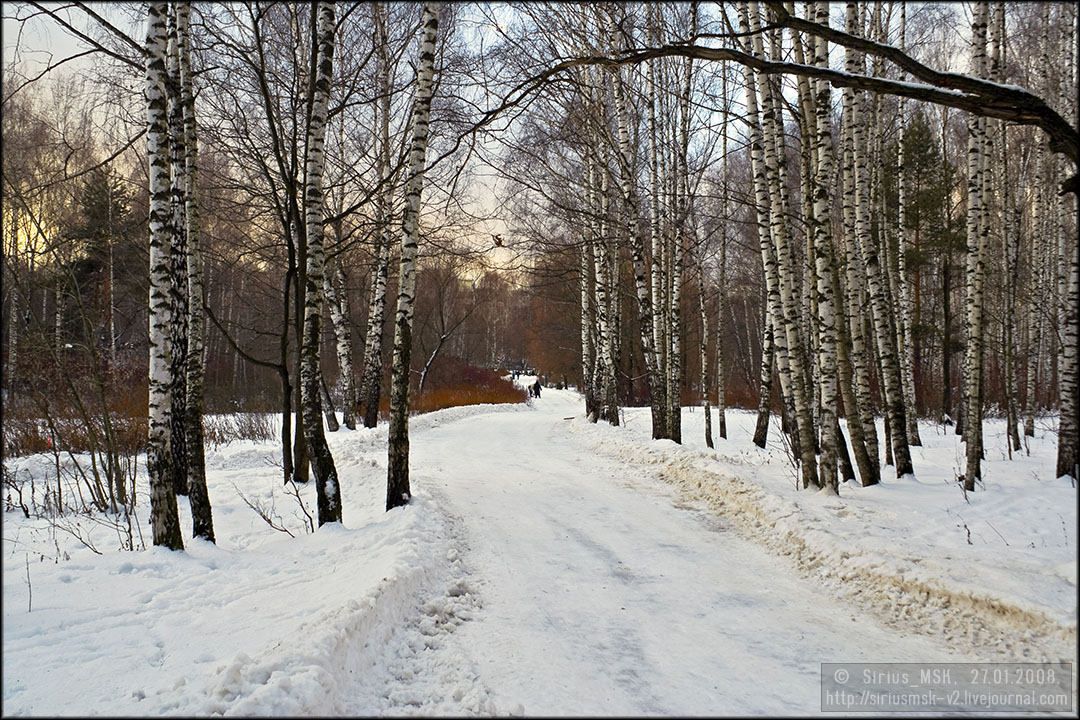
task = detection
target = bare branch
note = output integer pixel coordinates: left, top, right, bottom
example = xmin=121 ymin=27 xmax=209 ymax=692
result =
xmin=25 ymin=1 xmax=142 ymax=70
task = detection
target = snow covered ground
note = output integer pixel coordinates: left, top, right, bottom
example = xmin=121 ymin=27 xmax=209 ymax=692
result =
xmin=2 ymin=384 xmax=1076 ymax=715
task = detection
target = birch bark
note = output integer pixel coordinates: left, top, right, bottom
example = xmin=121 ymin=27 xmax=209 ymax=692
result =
xmin=387 ymin=2 xmax=439 ymax=511
xmin=808 ymin=0 xmax=840 ymax=492
xmin=1058 ymin=233 xmax=1079 ymax=480
xmin=324 ymin=259 xmax=356 ymax=429
xmin=645 ymin=4 xmax=669 ymax=438
xmin=740 ymin=3 xmax=796 ymax=459
xmin=580 ymin=239 xmax=598 ymax=421
xmin=752 ymin=305 xmax=775 ymax=448
xmin=697 ymin=249 xmax=714 ymax=449
xmin=145 ymin=0 xmax=183 ymax=550
xmin=1024 ymin=138 xmax=1044 ymax=440
xmin=963 ymin=1 xmax=990 ymax=491
xmin=849 ymin=3 xmax=914 ymax=478
xmin=748 ymin=1 xmax=817 ymax=485
xmin=995 ymin=2 xmax=1022 ymax=455
xmin=360 ymin=1 xmax=393 ymax=430
xmin=166 ymin=6 xmax=189 ymax=498
xmin=589 ymin=153 xmax=618 ymax=426
xmin=299 ymin=1 xmax=342 ymax=524
xmin=838 ymin=1 xmax=879 ymax=486
xmin=178 ymin=1 xmax=213 ymax=541
xmin=896 ymin=1 xmax=922 ymax=446
xmin=716 ymin=67 xmax=729 ymax=440
xmin=834 ymin=5 xmax=881 ymax=475
xmin=611 ymin=13 xmax=664 ymax=439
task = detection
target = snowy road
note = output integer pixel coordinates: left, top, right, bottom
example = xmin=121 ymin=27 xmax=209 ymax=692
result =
xmin=4 ymin=386 xmax=1072 ymax=716
xmin=379 ymin=388 xmax=983 ymax=715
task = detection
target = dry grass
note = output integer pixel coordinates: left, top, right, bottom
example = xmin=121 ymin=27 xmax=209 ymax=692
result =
xmin=204 ymin=412 xmax=277 ymax=449
xmin=378 ymin=362 xmax=526 ymax=418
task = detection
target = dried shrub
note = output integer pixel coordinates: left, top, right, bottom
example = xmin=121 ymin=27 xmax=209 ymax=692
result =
xmin=378 ymin=359 xmax=526 ymax=418
xmin=3 ymin=353 xmax=147 ymax=458
xmin=203 ymin=412 xmax=277 ymax=449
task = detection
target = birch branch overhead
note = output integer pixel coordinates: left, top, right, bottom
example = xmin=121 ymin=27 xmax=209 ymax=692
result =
xmin=493 ymin=9 xmax=1073 ymax=194
xmin=583 ymin=44 xmax=1077 ymax=181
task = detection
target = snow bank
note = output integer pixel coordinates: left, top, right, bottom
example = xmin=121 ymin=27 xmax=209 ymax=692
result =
xmin=2 ymin=402 xmax=521 ymax=716
xmin=567 ymin=408 xmax=1077 ymax=664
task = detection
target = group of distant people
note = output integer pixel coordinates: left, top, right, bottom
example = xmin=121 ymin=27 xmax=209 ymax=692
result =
xmin=509 ymin=367 xmax=543 ymax=399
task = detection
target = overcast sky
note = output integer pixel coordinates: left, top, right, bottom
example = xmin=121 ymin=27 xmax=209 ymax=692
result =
xmin=3 ymin=2 xmax=140 ymax=79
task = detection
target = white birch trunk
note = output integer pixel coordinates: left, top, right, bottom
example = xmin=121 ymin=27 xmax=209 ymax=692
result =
xmin=896 ymin=1 xmax=921 ymax=447
xmin=387 ymin=2 xmax=439 ymax=511
xmin=645 ymin=4 xmax=669 ymax=438
xmin=739 ymin=3 xmax=796 ymax=458
xmin=8 ymin=206 xmax=19 ymax=378
xmin=807 ymin=0 xmax=839 ymax=492
xmin=849 ymin=2 xmax=913 ymax=478
xmin=324 ymin=259 xmax=356 ymax=429
xmin=145 ymin=0 xmax=183 ymax=550
xmin=993 ymin=2 xmax=1022 ymax=454
xmin=177 ymin=1 xmax=213 ymax=541
xmin=963 ymin=1 xmax=990 ymax=491
xmin=589 ymin=154 xmax=618 ymax=426
xmin=717 ymin=88 xmax=729 ymax=441
xmin=360 ymin=1 xmax=393 ymax=430
xmin=697 ymin=246 xmax=714 ymax=449
xmin=580 ymin=239 xmax=598 ymax=421
xmin=1058 ymin=233 xmax=1079 ymax=480
xmin=1053 ymin=5 xmax=1075 ymax=477
xmin=837 ymin=1 xmax=880 ymax=486
xmin=300 ymin=1 xmax=342 ymax=524
xmin=668 ymin=10 xmax=696 ymax=445
xmin=610 ymin=13 xmax=664 ymax=439
xmin=1024 ymin=142 xmax=1045 ymax=440
xmin=166 ymin=5 xmax=189 ymax=498
xmin=749 ymin=1 xmax=817 ymax=485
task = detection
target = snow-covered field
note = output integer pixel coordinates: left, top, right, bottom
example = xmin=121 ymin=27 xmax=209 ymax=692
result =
xmin=2 ymin=384 xmax=1076 ymax=715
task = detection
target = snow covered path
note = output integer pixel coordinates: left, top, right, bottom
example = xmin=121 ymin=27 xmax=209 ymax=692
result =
xmin=361 ymin=389 xmax=984 ymax=715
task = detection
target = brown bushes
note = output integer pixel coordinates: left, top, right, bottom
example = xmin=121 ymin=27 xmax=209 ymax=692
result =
xmin=378 ymin=360 xmax=526 ymax=418
xmin=3 ymin=356 xmax=148 ymax=459
xmin=203 ymin=412 xmax=278 ymax=449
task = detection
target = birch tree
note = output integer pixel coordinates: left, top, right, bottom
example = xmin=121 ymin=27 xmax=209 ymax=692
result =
xmin=178 ymin=1 xmax=213 ymax=542
xmin=740 ymin=4 xmax=793 ymax=456
xmin=387 ymin=2 xmax=440 ymax=512
xmin=839 ymin=6 xmax=914 ymax=479
xmin=166 ymin=5 xmax=189 ymax=499
xmin=1057 ymin=6 xmax=1079 ymax=480
xmin=145 ymin=0 xmax=184 ymax=550
xmin=299 ymin=1 xmax=342 ymax=525
xmin=323 ymin=258 xmax=356 ymax=429
xmin=697 ymin=244 xmax=714 ymax=449
xmin=836 ymin=1 xmax=880 ymax=486
xmin=746 ymin=1 xmax=817 ymax=485
xmin=1059 ymin=236 xmax=1079 ymax=480
xmin=896 ymin=1 xmax=921 ymax=447
xmin=962 ymin=1 xmax=990 ymax=492
xmin=715 ymin=67 xmax=730 ymax=441
xmin=611 ymin=8 xmax=664 ymax=440
xmin=807 ymin=0 xmax=840 ymax=493
xmin=643 ymin=3 xmax=670 ymax=438
xmin=360 ymin=0 xmax=394 ymax=430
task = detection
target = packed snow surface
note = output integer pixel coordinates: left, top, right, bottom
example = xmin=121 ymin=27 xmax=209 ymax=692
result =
xmin=3 ymin=385 xmax=1076 ymax=715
